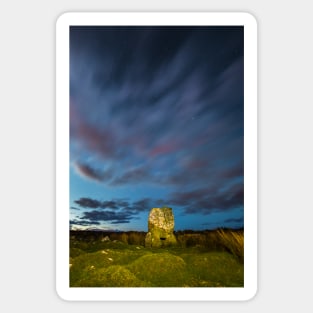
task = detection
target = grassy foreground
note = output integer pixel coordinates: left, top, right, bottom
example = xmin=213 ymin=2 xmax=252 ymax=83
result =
xmin=70 ymin=229 xmax=244 ymax=287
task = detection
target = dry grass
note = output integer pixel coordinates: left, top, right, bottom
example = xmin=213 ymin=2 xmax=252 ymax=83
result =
xmin=216 ymin=229 xmax=244 ymax=262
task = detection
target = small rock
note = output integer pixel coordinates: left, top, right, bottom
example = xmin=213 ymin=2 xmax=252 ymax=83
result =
xmin=101 ymin=236 xmax=110 ymax=242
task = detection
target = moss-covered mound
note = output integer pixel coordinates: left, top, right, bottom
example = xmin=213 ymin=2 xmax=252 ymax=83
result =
xmin=127 ymin=252 xmax=187 ymax=286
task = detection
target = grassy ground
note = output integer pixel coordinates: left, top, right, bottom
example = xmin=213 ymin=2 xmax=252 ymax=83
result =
xmin=70 ymin=229 xmax=244 ymax=287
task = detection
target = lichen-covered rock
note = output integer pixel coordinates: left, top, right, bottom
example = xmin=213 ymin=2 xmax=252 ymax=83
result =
xmin=145 ymin=207 xmax=177 ymax=248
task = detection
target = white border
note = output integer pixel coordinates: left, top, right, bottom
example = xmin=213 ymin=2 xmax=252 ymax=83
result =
xmin=56 ymin=12 xmax=257 ymax=301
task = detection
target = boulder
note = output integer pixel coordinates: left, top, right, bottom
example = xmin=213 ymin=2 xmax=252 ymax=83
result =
xmin=145 ymin=207 xmax=177 ymax=248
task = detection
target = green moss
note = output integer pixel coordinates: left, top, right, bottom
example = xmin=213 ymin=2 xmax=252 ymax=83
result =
xmin=127 ymin=252 xmax=187 ymax=286
xmin=72 ymin=265 xmax=150 ymax=287
xmin=180 ymin=251 xmax=244 ymax=287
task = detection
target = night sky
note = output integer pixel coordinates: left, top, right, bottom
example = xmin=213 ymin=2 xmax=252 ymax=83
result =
xmin=69 ymin=26 xmax=244 ymax=232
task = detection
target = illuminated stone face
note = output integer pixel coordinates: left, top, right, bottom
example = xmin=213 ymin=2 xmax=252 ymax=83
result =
xmin=145 ymin=207 xmax=177 ymax=248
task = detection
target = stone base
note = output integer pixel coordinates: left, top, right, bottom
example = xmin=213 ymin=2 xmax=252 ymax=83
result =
xmin=145 ymin=231 xmax=177 ymax=248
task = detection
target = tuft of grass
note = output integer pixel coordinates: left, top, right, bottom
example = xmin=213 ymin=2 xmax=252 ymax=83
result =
xmin=216 ymin=229 xmax=244 ymax=262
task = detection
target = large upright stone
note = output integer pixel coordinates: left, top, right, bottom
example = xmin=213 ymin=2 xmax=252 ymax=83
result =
xmin=145 ymin=207 xmax=177 ymax=248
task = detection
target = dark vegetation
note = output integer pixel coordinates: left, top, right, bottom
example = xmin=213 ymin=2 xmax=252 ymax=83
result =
xmin=70 ymin=228 xmax=244 ymax=287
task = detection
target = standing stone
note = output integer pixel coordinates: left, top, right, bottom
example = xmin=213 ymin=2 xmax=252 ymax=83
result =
xmin=145 ymin=207 xmax=177 ymax=248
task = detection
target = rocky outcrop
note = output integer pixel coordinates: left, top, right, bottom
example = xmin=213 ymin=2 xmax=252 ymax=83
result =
xmin=145 ymin=207 xmax=177 ymax=248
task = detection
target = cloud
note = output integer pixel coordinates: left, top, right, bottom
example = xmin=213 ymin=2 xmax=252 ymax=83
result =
xmin=74 ymin=197 xmax=102 ymax=208
xmin=110 ymin=220 xmax=131 ymax=224
xmin=73 ymin=179 xmax=243 ymax=222
xmin=223 ymin=216 xmax=244 ymax=225
xmin=131 ymin=198 xmax=152 ymax=212
xmin=168 ymin=183 xmax=244 ymax=214
xmin=73 ymin=196 xmax=153 ymax=213
xmin=71 ymin=111 xmax=116 ymax=159
xmin=149 ymin=140 xmax=181 ymax=158
xmin=80 ymin=210 xmax=135 ymax=224
xmin=201 ymin=215 xmax=243 ymax=228
xmin=101 ymin=199 xmax=130 ymax=209
xmin=100 ymin=200 xmax=119 ymax=210
xmin=220 ymin=163 xmax=244 ymax=179
xmin=110 ymin=166 xmax=152 ymax=186
xmin=73 ymin=162 xmax=113 ymax=182
xmin=70 ymin=206 xmax=80 ymax=211
xmin=74 ymin=197 xmax=131 ymax=210
xmin=70 ymin=219 xmax=100 ymax=226
xmin=75 ymin=197 xmax=156 ymax=225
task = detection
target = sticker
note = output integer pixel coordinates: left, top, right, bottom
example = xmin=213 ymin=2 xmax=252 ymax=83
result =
xmin=56 ymin=12 xmax=257 ymax=301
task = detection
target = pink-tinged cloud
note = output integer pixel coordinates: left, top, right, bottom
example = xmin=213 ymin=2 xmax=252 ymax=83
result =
xmin=78 ymin=122 xmax=115 ymax=157
xmin=149 ymin=140 xmax=180 ymax=157
xmin=70 ymin=100 xmax=118 ymax=159
xmin=110 ymin=166 xmax=151 ymax=186
xmin=184 ymin=157 xmax=211 ymax=170
xmin=121 ymin=133 xmax=149 ymax=156
xmin=220 ymin=164 xmax=243 ymax=179
xmin=73 ymin=162 xmax=113 ymax=182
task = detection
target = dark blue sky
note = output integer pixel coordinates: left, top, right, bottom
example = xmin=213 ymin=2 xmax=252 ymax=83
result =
xmin=69 ymin=26 xmax=244 ymax=231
